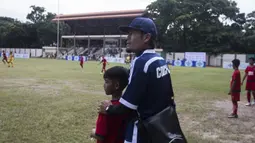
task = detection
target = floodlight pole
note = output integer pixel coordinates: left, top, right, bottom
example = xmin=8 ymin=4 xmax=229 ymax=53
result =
xmin=56 ymin=0 xmax=60 ymax=58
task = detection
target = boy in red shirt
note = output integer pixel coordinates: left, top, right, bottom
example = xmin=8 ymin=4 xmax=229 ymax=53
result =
xmin=99 ymin=56 xmax=108 ymax=74
xmin=90 ymin=66 xmax=129 ymax=143
xmin=2 ymin=50 xmax=8 ymax=64
xmin=79 ymin=55 xmax=84 ymax=69
xmin=242 ymin=57 xmax=255 ymax=106
xmin=228 ymin=59 xmax=241 ymax=118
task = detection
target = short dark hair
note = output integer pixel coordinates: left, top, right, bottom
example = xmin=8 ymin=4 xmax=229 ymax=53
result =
xmin=103 ymin=66 xmax=129 ymax=91
xmin=249 ymin=57 xmax=255 ymax=61
xmin=140 ymin=31 xmax=156 ymax=48
xmin=232 ymin=59 xmax=240 ymax=67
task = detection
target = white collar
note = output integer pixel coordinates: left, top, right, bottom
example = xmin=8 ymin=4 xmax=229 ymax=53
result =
xmin=143 ymin=49 xmax=155 ymax=54
xmin=133 ymin=49 xmax=156 ymax=60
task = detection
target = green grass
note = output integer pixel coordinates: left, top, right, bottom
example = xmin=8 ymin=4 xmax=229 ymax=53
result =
xmin=0 ymin=59 xmax=254 ymax=143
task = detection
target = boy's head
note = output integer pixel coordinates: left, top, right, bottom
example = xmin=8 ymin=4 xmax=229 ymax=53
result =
xmin=103 ymin=66 xmax=129 ymax=95
xmin=248 ymin=57 xmax=255 ymax=65
xmin=232 ymin=59 xmax=240 ymax=69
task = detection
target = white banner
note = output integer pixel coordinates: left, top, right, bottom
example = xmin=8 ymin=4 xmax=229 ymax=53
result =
xmin=73 ymin=56 xmax=79 ymax=61
xmin=105 ymin=57 xmax=125 ymax=64
xmin=14 ymin=53 xmax=30 ymax=59
xmin=67 ymin=56 xmax=72 ymax=61
xmin=185 ymin=52 xmax=206 ymax=62
xmin=223 ymin=62 xmax=249 ymax=70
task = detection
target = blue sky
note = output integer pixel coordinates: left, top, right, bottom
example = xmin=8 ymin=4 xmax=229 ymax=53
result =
xmin=0 ymin=0 xmax=254 ymax=22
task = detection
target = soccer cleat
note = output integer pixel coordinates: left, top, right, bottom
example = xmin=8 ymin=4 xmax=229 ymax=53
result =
xmin=245 ymin=103 xmax=251 ymax=106
xmin=228 ymin=113 xmax=238 ymax=118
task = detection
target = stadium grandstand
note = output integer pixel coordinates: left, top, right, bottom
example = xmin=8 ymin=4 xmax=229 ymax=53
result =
xmin=52 ymin=9 xmax=145 ymax=60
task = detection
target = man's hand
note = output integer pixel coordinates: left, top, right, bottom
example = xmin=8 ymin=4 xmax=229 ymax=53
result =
xmin=228 ymin=91 xmax=231 ymax=95
xmin=98 ymin=100 xmax=112 ymax=114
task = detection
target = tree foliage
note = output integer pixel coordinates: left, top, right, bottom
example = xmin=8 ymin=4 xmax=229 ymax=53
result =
xmin=146 ymin=0 xmax=255 ymax=54
xmin=0 ymin=3 xmax=254 ymax=53
xmin=0 ymin=5 xmax=70 ymax=48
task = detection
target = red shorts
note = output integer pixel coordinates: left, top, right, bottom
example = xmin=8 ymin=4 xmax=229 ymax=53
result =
xmin=3 ymin=57 xmax=7 ymax=61
xmin=80 ymin=62 xmax=83 ymax=65
xmin=103 ymin=64 xmax=106 ymax=69
xmin=231 ymin=93 xmax=240 ymax=101
xmin=246 ymin=82 xmax=255 ymax=91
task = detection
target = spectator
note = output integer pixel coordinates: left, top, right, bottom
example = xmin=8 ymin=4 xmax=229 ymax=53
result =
xmin=98 ymin=17 xmax=187 ymax=143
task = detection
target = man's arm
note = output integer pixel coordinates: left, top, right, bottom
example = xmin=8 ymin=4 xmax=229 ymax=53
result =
xmin=242 ymin=73 xmax=247 ymax=85
xmin=242 ymin=68 xmax=248 ymax=85
xmin=106 ymin=103 xmax=133 ymax=115
xmin=98 ymin=100 xmax=134 ymax=115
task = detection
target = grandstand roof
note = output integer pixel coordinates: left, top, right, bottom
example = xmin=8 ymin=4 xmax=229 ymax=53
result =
xmin=52 ymin=9 xmax=145 ymax=21
xmin=53 ymin=9 xmax=145 ymax=35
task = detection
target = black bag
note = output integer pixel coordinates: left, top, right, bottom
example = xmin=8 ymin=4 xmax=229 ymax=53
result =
xmin=140 ymin=106 xmax=187 ymax=143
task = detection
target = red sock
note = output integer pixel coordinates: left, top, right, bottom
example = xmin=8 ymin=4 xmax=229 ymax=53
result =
xmin=232 ymin=100 xmax=238 ymax=115
xmin=247 ymin=92 xmax=251 ymax=103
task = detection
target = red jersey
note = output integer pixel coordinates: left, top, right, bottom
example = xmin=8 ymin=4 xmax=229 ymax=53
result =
xmin=95 ymin=100 xmax=127 ymax=143
xmin=3 ymin=53 xmax=7 ymax=58
xmin=101 ymin=59 xmax=107 ymax=65
xmin=231 ymin=70 xmax=241 ymax=92
xmin=245 ymin=66 xmax=255 ymax=81
xmin=80 ymin=56 xmax=84 ymax=63
xmin=245 ymin=66 xmax=255 ymax=90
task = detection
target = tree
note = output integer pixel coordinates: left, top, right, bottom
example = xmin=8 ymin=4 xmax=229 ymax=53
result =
xmin=243 ymin=11 xmax=255 ymax=52
xmin=26 ymin=5 xmax=70 ymax=47
xmin=146 ymin=0 xmax=246 ymax=54
xmin=0 ymin=17 xmax=28 ymax=48
xmin=26 ymin=5 xmax=46 ymax=24
xmin=0 ymin=5 xmax=70 ymax=48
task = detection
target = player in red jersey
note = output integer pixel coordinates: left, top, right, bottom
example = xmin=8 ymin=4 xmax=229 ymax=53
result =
xmin=79 ymin=55 xmax=84 ymax=69
xmin=2 ymin=50 xmax=8 ymax=64
xmin=228 ymin=59 xmax=241 ymax=118
xmin=99 ymin=56 xmax=108 ymax=74
xmin=242 ymin=57 xmax=255 ymax=106
xmin=90 ymin=66 xmax=129 ymax=143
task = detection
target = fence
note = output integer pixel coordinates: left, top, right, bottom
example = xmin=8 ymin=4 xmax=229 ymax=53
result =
xmin=0 ymin=48 xmax=43 ymax=57
xmin=165 ymin=52 xmax=252 ymax=67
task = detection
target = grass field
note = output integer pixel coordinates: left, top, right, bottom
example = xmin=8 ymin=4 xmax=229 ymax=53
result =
xmin=0 ymin=58 xmax=255 ymax=143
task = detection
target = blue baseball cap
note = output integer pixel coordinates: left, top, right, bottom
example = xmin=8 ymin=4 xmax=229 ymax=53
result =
xmin=119 ymin=17 xmax=158 ymax=38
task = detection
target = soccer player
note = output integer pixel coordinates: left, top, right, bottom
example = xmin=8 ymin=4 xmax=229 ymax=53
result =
xmin=125 ymin=55 xmax=131 ymax=64
xmin=98 ymin=17 xmax=186 ymax=143
xmin=90 ymin=66 xmax=129 ymax=143
xmin=2 ymin=50 xmax=8 ymax=64
xmin=228 ymin=59 xmax=241 ymax=118
xmin=99 ymin=56 xmax=108 ymax=74
xmin=7 ymin=51 xmax=14 ymax=68
xmin=242 ymin=57 xmax=255 ymax=106
xmin=79 ymin=55 xmax=84 ymax=69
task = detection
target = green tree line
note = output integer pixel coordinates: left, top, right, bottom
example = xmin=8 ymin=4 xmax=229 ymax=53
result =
xmin=0 ymin=0 xmax=254 ymax=54
xmin=146 ymin=0 xmax=255 ymax=54
xmin=0 ymin=5 xmax=70 ymax=48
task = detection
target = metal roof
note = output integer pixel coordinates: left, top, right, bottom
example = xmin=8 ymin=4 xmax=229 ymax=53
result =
xmin=52 ymin=9 xmax=145 ymax=21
